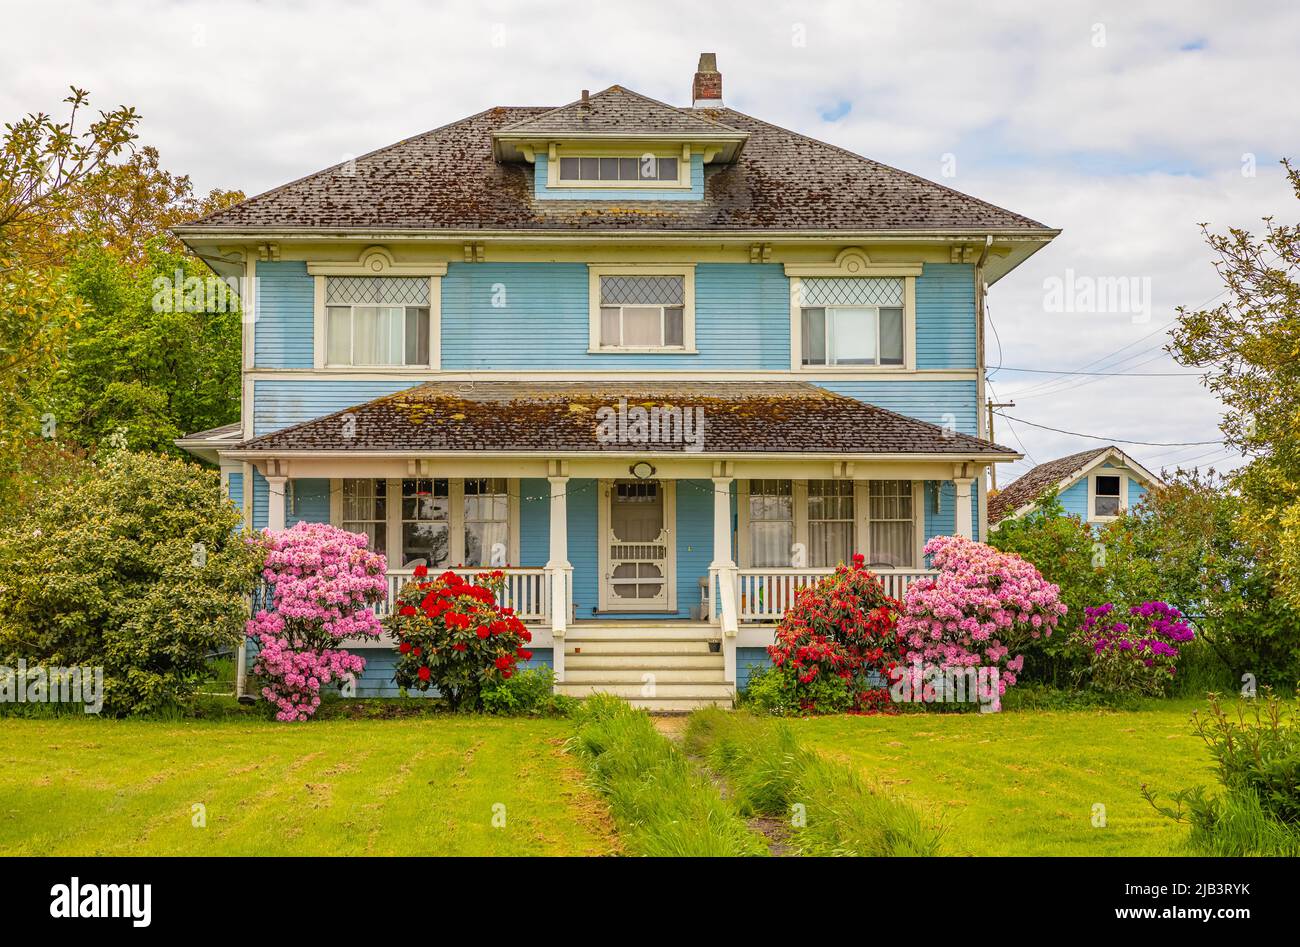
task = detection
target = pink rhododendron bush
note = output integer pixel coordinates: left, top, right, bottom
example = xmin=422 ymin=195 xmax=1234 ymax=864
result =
xmin=247 ymin=522 xmax=388 ymax=721
xmin=898 ymin=536 xmax=1066 ymax=706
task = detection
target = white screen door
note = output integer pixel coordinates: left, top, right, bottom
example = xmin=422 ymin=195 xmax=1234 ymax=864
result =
xmin=606 ymin=480 xmax=668 ymax=609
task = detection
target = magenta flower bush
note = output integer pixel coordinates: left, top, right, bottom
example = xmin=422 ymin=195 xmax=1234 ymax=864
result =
xmin=1075 ymin=601 xmax=1196 ymax=696
xmin=247 ymin=522 xmax=388 ymax=720
xmin=899 ymin=536 xmax=1066 ymax=701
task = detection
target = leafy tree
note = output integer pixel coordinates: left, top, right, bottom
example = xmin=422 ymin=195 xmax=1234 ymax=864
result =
xmin=0 ymin=450 xmax=262 ymax=715
xmin=1170 ymin=158 xmax=1300 ymax=612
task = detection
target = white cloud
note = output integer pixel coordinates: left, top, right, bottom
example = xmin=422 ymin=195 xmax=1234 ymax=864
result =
xmin=2 ymin=0 xmax=1293 ymax=478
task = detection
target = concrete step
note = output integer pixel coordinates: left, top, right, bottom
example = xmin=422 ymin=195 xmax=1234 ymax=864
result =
xmin=566 ymin=624 xmax=716 ymax=640
xmin=563 ymin=667 xmax=727 ymax=683
xmin=566 ymin=640 xmax=716 ymax=656
xmin=566 ymin=652 xmax=724 ymax=670
xmin=625 ymin=698 xmax=734 ymax=711
xmin=556 ymin=682 xmax=736 ymax=700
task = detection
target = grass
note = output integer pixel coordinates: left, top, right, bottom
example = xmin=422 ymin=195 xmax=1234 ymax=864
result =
xmin=0 ymin=714 xmax=618 ymax=856
xmin=685 ymin=709 xmax=945 ymax=856
xmin=790 ymin=698 xmax=1216 ymax=856
xmin=567 ymin=695 xmax=766 ymax=856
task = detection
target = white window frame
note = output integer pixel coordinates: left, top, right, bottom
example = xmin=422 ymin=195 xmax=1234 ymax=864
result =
xmin=799 ymin=304 xmax=907 ymax=368
xmin=587 ymin=265 xmax=696 ymax=353
xmin=308 ymin=248 xmax=445 ymax=372
xmin=331 ymin=478 xmax=521 ymax=567
xmin=548 ymin=145 xmax=692 ymax=190
xmin=324 ymin=300 xmax=432 ymax=369
xmin=736 ymin=479 xmax=924 ymax=570
xmin=1087 ymin=470 xmax=1128 ymax=523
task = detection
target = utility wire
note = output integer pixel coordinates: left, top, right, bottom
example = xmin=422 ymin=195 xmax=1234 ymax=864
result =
xmin=992 ymin=411 xmax=1224 ymax=448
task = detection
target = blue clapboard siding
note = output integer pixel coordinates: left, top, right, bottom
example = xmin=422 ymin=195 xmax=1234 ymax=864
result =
xmin=915 ymin=263 xmax=976 ymax=369
xmin=1058 ymin=478 xmax=1090 ymax=518
xmin=1129 ymin=479 xmax=1147 ymax=508
xmin=820 ymin=381 xmax=979 ymax=435
xmin=534 ymin=153 xmax=705 ymax=201
xmin=674 ymin=480 xmax=714 ymax=619
xmin=737 ymin=647 xmax=771 ymax=691
xmin=252 ymin=469 xmax=269 ymax=529
xmin=439 ymin=262 xmax=790 ymax=371
xmin=519 ymin=478 xmax=551 ymax=567
xmin=227 ymin=472 xmax=244 ymax=514
xmin=923 ymin=481 xmax=981 ymax=544
xmin=352 ymin=647 xmax=555 ymax=698
xmin=254 ymin=261 xmax=314 ymax=368
xmin=288 ymin=478 xmax=331 ymax=525
xmin=253 ymin=380 xmax=419 ymax=435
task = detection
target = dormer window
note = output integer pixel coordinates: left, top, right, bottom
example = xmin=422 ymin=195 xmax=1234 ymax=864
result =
xmin=558 ymin=155 xmax=679 ymax=183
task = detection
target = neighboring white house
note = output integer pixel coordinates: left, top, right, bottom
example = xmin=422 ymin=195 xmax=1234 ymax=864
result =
xmin=988 ymin=445 xmax=1162 ymax=528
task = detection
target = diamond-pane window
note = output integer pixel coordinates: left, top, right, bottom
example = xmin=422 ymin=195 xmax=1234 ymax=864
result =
xmin=800 ymin=277 xmax=903 ymax=307
xmin=326 ymin=276 xmax=430 ymax=306
xmin=600 ymin=276 xmax=684 ymax=306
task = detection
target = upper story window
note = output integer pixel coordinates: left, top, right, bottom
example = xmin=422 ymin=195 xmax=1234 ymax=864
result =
xmin=1092 ymin=474 xmax=1122 ymax=519
xmin=325 ymin=276 xmax=430 ymax=367
xmin=589 ymin=267 xmax=695 ymax=352
xmin=558 ymin=155 xmax=679 ymax=183
xmin=800 ymin=278 xmax=905 ymax=367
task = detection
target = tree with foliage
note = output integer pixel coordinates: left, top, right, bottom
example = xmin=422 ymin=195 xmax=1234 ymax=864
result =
xmin=0 ymin=450 xmax=262 ymax=715
xmin=1170 ymin=158 xmax=1300 ymax=617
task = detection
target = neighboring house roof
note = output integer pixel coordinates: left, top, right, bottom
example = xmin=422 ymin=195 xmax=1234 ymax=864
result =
xmin=176 ymin=89 xmax=1051 ymax=235
xmin=174 ymin=422 xmax=243 ymax=464
xmin=988 ymin=445 xmax=1161 ymax=523
xmin=228 ymin=381 xmax=1019 ymax=457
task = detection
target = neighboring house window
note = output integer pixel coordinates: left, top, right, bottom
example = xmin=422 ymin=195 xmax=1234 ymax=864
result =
xmin=325 ymin=276 xmax=430 ymax=367
xmin=464 ymin=478 xmax=509 ymax=567
xmin=800 ymin=277 xmax=905 ymax=367
xmin=1093 ymin=475 xmax=1122 ymax=518
xmin=595 ymin=273 xmax=688 ymax=349
xmin=748 ymin=479 xmax=793 ymax=567
xmin=341 ymin=479 xmax=386 ymax=554
xmin=401 ymin=478 xmax=449 ymax=568
xmin=868 ymin=479 xmax=915 ymax=568
xmin=807 ymin=479 xmax=854 ymax=567
xmin=558 ymin=155 xmax=679 ymax=183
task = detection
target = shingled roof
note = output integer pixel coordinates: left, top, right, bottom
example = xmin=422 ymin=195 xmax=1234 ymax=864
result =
xmin=495 ymin=85 xmax=744 ymax=138
xmin=987 ymin=447 xmax=1111 ymax=523
xmin=232 ymin=381 xmax=1017 ymax=457
xmin=179 ymin=89 xmax=1050 ymax=234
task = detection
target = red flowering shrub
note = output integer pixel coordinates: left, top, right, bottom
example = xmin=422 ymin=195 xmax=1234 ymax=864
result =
xmin=384 ymin=567 xmax=533 ymax=711
xmin=760 ymin=555 xmax=902 ymax=714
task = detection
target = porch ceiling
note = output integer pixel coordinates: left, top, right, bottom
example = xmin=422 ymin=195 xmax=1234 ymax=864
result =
xmin=230 ymin=381 xmax=1015 ymax=458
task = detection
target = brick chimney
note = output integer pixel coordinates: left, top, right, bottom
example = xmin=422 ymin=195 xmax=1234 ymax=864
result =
xmin=691 ymin=53 xmax=722 ymax=108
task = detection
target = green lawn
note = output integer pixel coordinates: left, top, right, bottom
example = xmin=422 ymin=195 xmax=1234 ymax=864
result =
xmin=791 ymin=699 xmax=1214 ymax=855
xmin=0 ymin=716 xmax=618 ymax=856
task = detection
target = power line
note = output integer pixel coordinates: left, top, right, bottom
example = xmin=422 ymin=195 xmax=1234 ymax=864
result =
xmin=990 ymin=365 xmax=1196 ymax=377
xmin=992 ymin=411 xmax=1224 ymax=448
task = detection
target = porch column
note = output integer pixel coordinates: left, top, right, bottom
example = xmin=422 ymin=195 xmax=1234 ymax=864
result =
xmin=954 ymin=477 xmax=975 ymax=539
xmin=710 ymin=476 xmax=738 ymax=686
xmin=266 ymin=475 xmax=288 ymax=531
xmin=546 ymin=475 xmax=571 ymax=681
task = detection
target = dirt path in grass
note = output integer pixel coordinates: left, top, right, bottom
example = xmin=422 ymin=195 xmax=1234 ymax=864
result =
xmin=653 ymin=714 xmax=795 ymax=856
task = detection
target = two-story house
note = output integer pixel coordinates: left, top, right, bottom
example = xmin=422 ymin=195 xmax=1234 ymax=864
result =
xmin=175 ymin=55 xmax=1058 ymax=709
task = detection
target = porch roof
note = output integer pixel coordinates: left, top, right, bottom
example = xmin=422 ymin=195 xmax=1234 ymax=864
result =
xmin=228 ymin=381 xmax=1017 ymax=459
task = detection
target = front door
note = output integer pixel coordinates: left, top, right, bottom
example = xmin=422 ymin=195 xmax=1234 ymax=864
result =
xmin=601 ymin=480 xmax=674 ymax=611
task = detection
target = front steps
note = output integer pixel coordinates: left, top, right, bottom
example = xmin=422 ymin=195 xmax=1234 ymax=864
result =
xmin=557 ymin=622 xmax=734 ymax=711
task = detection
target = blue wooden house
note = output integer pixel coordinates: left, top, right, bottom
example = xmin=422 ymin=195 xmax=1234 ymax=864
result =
xmin=987 ymin=445 xmax=1161 ymax=528
xmin=175 ymin=55 xmax=1058 ymax=708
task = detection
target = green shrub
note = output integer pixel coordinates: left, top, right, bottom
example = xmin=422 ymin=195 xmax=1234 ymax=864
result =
xmin=742 ymin=663 xmax=851 ymax=716
xmin=481 ymin=666 xmax=576 ymax=717
xmin=568 ymin=695 xmax=766 ymax=857
xmin=1144 ymin=690 xmax=1300 ymax=854
xmin=0 ymin=450 xmax=261 ymax=715
xmin=685 ymin=708 xmax=945 ymax=856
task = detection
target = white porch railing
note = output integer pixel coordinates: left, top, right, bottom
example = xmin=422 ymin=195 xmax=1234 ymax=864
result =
xmin=380 ymin=567 xmax=551 ymax=624
xmin=734 ymin=567 xmax=937 ymax=623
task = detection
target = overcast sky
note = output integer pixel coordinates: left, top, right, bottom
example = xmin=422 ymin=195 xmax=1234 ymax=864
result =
xmin=5 ymin=0 xmax=1295 ymax=481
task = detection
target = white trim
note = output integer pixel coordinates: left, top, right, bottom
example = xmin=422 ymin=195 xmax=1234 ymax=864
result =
xmin=547 ymin=149 xmax=691 ymax=190
xmin=313 ymin=270 xmax=441 ymax=371
xmin=789 ymin=274 xmax=918 ymax=373
xmin=305 ymin=246 xmax=448 ymax=277
xmin=783 ymin=247 xmax=924 ymax=278
xmin=1086 ymin=468 xmax=1127 ymax=524
xmin=245 ymin=367 xmax=979 ymax=382
xmin=587 ymin=264 xmax=696 ymax=353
